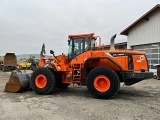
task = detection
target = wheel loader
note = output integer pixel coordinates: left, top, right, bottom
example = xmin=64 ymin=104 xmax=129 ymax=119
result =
xmin=4 ymin=33 xmax=153 ymax=99
xmin=17 ymin=60 xmax=31 ymax=69
xmin=2 ymin=53 xmax=17 ymax=71
xmin=0 ymin=59 xmax=3 ymax=71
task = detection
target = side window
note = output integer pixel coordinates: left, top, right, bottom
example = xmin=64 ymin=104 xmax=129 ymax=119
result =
xmin=85 ymin=38 xmax=96 ymax=51
xmin=91 ymin=40 xmax=96 ymax=49
xmin=84 ymin=37 xmax=89 ymax=50
xmin=74 ymin=39 xmax=83 ymax=55
xmin=68 ymin=37 xmax=91 ymax=61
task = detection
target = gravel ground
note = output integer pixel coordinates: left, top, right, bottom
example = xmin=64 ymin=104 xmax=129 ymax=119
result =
xmin=0 ymin=71 xmax=160 ymax=120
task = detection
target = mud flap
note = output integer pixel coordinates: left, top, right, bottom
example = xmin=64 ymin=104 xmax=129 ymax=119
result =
xmin=4 ymin=70 xmax=32 ymax=93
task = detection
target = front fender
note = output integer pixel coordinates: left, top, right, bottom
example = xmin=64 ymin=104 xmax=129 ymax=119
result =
xmin=44 ymin=63 xmax=57 ymax=72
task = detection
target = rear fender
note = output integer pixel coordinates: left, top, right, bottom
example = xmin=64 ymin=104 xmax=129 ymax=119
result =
xmin=83 ymin=57 xmax=125 ymax=81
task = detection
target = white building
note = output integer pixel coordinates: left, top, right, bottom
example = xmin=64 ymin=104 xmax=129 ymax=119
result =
xmin=121 ymin=4 xmax=160 ymax=70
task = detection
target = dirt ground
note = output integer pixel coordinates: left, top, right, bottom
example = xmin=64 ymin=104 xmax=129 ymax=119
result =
xmin=0 ymin=71 xmax=160 ymax=120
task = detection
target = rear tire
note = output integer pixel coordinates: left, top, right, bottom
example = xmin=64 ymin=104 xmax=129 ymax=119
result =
xmin=31 ymin=67 xmax=56 ymax=95
xmin=86 ymin=66 xmax=120 ymax=99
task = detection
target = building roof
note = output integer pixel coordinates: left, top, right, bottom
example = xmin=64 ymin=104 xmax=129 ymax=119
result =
xmin=120 ymin=4 xmax=160 ymax=35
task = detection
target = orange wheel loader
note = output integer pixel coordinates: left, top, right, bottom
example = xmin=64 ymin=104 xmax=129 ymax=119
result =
xmin=4 ymin=33 xmax=153 ymax=99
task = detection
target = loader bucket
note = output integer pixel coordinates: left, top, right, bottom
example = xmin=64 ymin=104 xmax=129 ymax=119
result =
xmin=4 ymin=70 xmax=32 ymax=93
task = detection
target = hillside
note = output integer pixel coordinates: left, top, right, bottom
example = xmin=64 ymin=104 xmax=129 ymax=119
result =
xmin=16 ymin=54 xmax=40 ymax=61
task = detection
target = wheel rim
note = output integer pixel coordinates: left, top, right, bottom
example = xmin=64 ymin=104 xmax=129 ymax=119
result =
xmin=35 ymin=74 xmax=47 ymax=88
xmin=94 ymin=75 xmax=111 ymax=92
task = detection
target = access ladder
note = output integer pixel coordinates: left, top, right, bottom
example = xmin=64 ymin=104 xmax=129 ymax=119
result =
xmin=72 ymin=63 xmax=82 ymax=87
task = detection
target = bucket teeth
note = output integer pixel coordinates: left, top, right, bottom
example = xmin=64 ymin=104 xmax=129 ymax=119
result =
xmin=4 ymin=70 xmax=32 ymax=93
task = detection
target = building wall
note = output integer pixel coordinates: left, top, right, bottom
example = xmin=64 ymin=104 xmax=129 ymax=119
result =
xmin=127 ymin=11 xmax=160 ymax=49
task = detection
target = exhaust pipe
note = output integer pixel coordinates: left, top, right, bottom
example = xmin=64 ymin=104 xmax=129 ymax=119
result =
xmin=4 ymin=70 xmax=32 ymax=93
xmin=110 ymin=34 xmax=116 ymax=50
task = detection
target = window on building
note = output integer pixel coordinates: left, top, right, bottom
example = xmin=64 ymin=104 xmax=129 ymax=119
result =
xmin=133 ymin=43 xmax=160 ymax=70
xmin=151 ymin=59 xmax=158 ymax=64
xmin=152 ymin=49 xmax=158 ymax=53
xmin=145 ymin=49 xmax=152 ymax=53
xmin=151 ymin=54 xmax=158 ymax=58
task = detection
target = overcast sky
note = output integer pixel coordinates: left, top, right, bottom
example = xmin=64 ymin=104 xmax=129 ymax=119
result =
xmin=0 ymin=0 xmax=160 ymax=55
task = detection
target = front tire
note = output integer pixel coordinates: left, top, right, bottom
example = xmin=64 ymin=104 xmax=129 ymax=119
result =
xmin=31 ymin=67 xmax=56 ymax=95
xmin=86 ymin=67 xmax=120 ymax=99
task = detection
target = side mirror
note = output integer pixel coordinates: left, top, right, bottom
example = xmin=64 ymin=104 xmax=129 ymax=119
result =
xmin=50 ymin=50 xmax=60 ymax=62
xmin=50 ymin=50 xmax=54 ymax=55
